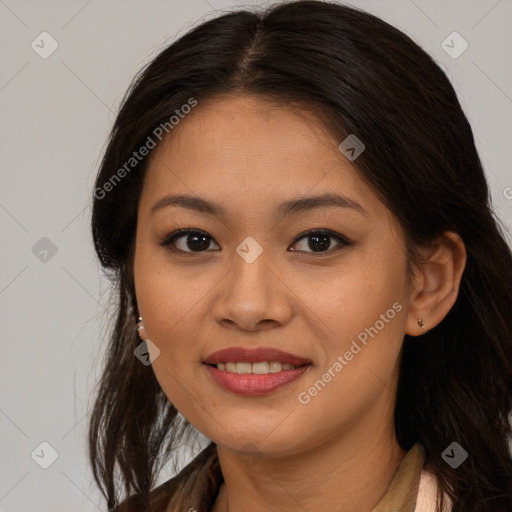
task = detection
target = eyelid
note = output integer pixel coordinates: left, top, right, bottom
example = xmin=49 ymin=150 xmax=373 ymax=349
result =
xmin=159 ymin=228 xmax=351 ymax=254
xmin=290 ymin=229 xmax=350 ymax=253
xmin=159 ymin=228 xmax=220 ymax=253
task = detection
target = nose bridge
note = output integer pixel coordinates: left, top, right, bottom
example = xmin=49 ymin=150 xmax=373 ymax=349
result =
xmin=211 ymin=240 xmax=292 ymax=330
xmin=229 ymin=241 xmax=273 ymax=304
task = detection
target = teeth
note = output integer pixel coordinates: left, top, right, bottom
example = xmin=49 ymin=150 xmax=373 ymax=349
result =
xmin=216 ymin=361 xmax=298 ymax=373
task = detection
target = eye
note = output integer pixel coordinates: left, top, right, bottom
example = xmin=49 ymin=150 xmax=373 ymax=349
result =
xmin=159 ymin=228 xmax=350 ymax=255
xmin=289 ymin=229 xmax=350 ymax=254
xmin=159 ymin=229 xmax=220 ymax=253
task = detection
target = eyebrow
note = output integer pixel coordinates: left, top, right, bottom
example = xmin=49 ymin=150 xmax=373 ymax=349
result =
xmin=149 ymin=193 xmax=366 ymax=217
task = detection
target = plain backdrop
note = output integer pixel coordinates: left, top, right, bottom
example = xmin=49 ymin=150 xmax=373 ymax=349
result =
xmin=0 ymin=0 xmax=511 ymax=510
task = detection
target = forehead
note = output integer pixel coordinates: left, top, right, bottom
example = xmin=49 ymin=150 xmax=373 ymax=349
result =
xmin=140 ymin=95 xmax=380 ymax=219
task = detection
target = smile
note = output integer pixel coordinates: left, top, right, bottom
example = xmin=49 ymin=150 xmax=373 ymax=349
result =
xmin=214 ymin=361 xmax=298 ymax=373
xmin=203 ymin=362 xmax=311 ymax=395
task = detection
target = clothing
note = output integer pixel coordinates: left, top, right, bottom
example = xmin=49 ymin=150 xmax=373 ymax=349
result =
xmin=116 ymin=441 xmax=452 ymax=512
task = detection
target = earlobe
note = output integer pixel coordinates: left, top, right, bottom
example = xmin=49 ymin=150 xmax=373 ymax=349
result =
xmin=417 ymin=317 xmax=427 ymax=332
xmin=405 ymin=231 xmax=467 ymax=336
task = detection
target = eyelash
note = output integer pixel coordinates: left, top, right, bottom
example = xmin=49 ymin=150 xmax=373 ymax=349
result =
xmin=159 ymin=228 xmax=351 ymax=256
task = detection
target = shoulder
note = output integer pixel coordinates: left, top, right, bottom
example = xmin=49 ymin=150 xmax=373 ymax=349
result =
xmin=113 ymin=442 xmax=218 ymax=512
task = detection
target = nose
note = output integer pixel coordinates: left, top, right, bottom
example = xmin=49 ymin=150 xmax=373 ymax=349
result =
xmin=210 ymin=249 xmax=294 ymax=332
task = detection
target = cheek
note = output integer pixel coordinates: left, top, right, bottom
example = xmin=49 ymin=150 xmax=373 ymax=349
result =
xmin=318 ymin=253 xmax=405 ymax=335
xmin=307 ymin=254 xmax=408 ymax=400
xmin=135 ymin=276 xmax=201 ymax=358
xmin=133 ymin=260 xmax=204 ymax=409
xmin=295 ymin=275 xmax=406 ymax=434
xmin=134 ymin=240 xmax=201 ymax=335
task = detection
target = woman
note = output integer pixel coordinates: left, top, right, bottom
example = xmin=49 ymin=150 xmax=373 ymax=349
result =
xmin=88 ymin=1 xmax=512 ymax=511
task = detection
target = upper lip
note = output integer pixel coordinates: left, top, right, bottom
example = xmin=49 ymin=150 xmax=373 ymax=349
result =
xmin=203 ymin=347 xmax=312 ymax=366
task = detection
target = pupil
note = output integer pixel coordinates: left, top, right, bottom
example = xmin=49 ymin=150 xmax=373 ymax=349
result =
xmin=187 ymin=234 xmax=209 ymax=251
xmin=309 ymin=233 xmax=330 ymax=252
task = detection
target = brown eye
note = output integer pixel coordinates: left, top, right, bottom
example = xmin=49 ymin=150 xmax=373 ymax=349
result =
xmin=160 ymin=228 xmax=350 ymax=255
xmin=289 ymin=230 xmax=350 ymax=254
xmin=160 ymin=229 xmax=220 ymax=253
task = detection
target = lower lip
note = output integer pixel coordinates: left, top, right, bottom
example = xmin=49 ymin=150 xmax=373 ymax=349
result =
xmin=203 ymin=363 xmax=311 ymax=395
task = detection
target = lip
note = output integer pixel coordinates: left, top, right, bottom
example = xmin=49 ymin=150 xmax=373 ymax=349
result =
xmin=203 ymin=346 xmax=312 ymax=396
xmin=204 ymin=363 xmax=312 ymax=395
xmin=203 ymin=347 xmax=312 ymax=366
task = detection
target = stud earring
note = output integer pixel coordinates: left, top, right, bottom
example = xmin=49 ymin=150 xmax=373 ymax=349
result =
xmin=133 ymin=315 xmax=161 ymax=365
xmin=417 ymin=318 xmax=427 ymax=331
xmin=136 ymin=315 xmax=146 ymax=341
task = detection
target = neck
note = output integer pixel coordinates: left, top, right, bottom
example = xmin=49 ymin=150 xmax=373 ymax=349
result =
xmin=211 ymin=402 xmax=407 ymax=512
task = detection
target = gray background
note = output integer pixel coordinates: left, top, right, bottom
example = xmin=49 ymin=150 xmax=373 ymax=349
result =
xmin=1 ymin=0 xmax=511 ymax=510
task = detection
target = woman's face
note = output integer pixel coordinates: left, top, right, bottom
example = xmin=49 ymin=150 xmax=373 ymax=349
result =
xmin=134 ymin=95 xmax=416 ymax=455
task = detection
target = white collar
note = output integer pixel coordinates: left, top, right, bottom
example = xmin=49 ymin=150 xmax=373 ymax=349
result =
xmin=414 ymin=468 xmax=453 ymax=512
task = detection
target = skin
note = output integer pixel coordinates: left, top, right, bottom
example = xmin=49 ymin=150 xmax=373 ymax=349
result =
xmin=133 ymin=95 xmax=467 ymax=512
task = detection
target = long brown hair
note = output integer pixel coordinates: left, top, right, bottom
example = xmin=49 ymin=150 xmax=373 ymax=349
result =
xmin=89 ymin=1 xmax=512 ymax=510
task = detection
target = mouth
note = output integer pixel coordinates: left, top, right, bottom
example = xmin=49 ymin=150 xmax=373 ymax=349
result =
xmin=202 ymin=346 xmax=313 ymax=395
xmin=203 ymin=346 xmax=312 ymax=367
xmin=203 ymin=362 xmax=312 ymax=395
xmin=204 ymin=361 xmax=309 ymax=373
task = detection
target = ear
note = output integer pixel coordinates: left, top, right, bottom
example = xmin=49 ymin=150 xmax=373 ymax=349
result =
xmin=405 ymin=231 xmax=467 ymax=336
